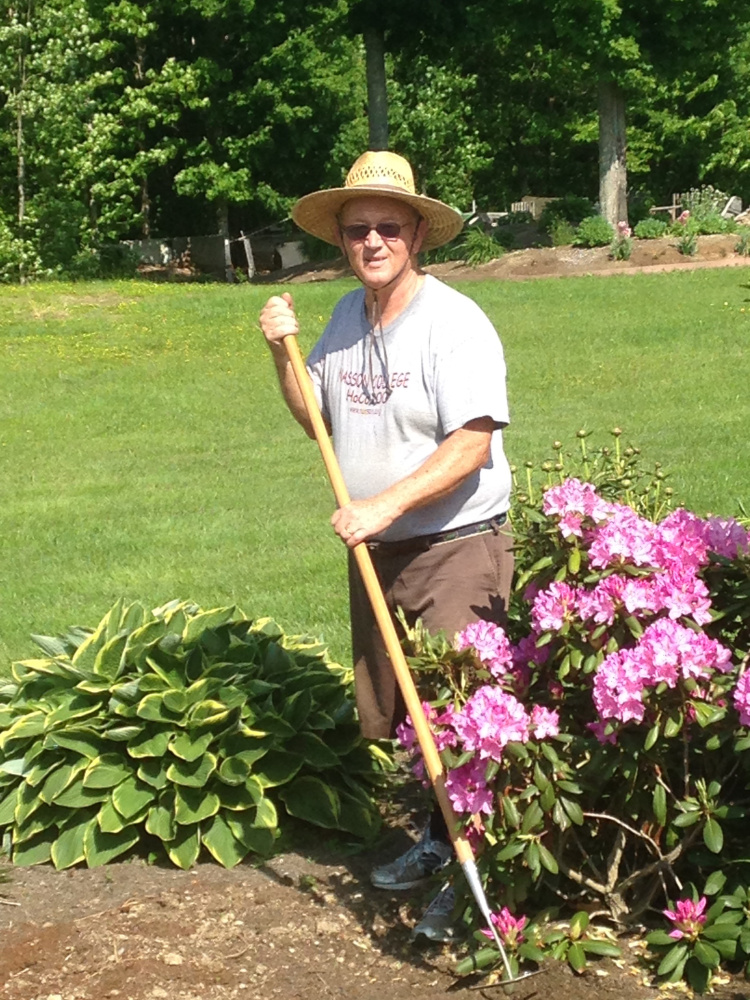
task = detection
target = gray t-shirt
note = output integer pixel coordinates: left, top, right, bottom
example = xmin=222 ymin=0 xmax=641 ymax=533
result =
xmin=306 ymin=274 xmax=511 ymax=541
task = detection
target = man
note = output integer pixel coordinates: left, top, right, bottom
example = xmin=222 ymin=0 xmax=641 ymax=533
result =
xmin=259 ymin=150 xmax=513 ymax=941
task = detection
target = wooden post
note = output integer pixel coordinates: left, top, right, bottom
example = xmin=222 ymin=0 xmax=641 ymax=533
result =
xmin=240 ymin=230 xmax=255 ymax=279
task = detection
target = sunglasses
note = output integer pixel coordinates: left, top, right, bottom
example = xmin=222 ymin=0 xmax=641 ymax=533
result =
xmin=340 ymin=221 xmax=415 ymax=242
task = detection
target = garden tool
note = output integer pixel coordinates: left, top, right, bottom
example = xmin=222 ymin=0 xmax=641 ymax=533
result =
xmin=282 ymin=332 xmax=539 ymax=985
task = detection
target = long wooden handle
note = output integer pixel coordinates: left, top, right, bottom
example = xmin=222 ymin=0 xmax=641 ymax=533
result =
xmin=282 ymin=334 xmax=474 ymax=865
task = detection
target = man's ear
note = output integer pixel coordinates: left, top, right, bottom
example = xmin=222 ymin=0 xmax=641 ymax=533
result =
xmin=412 ymin=216 xmax=428 ymax=255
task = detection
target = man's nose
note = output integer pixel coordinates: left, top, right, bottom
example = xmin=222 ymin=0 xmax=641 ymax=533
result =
xmin=363 ymin=227 xmax=384 ymax=248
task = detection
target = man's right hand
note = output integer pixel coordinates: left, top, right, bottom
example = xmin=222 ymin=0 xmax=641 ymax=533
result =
xmin=259 ymin=292 xmax=298 ymax=347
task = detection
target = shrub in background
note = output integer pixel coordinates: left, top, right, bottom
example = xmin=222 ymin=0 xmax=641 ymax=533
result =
xmin=0 ymin=600 xmax=386 ymax=870
xmin=460 ymin=226 xmax=506 ymax=267
xmin=399 ymin=432 xmax=750 ymax=991
xmin=634 ymin=217 xmax=669 ymax=240
xmin=538 ymin=196 xmax=594 ymax=235
xmin=549 ymin=218 xmax=577 ymax=247
xmin=735 ymin=230 xmax=750 ymax=256
xmin=573 ymin=216 xmax=614 ymax=248
xmin=609 ymin=222 xmax=633 ymax=261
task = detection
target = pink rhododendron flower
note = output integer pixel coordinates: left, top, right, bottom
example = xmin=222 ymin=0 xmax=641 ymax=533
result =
xmin=452 ymin=686 xmax=530 ymax=761
xmin=445 ymin=758 xmax=494 ymax=815
xmin=455 ymin=620 xmax=513 ymax=678
xmin=396 ymin=702 xmax=457 ymax=780
xmin=587 ymin=505 xmax=661 ymax=569
xmin=531 ymin=581 xmax=579 ymax=632
xmin=512 ymin=635 xmax=550 ymax=669
xmin=616 ymin=221 xmax=632 ymax=238
xmin=677 ymin=210 xmax=691 ymax=224
xmin=530 ymin=705 xmax=560 ymax=739
xmin=480 ymin=907 xmax=527 ymax=947
xmin=703 ymin=516 xmax=749 ymax=560
xmin=664 ymin=896 xmax=706 ymax=941
xmin=593 ymin=648 xmax=648 ymax=724
xmin=734 ymin=672 xmax=750 ymax=726
xmin=543 ymin=478 xmax=611 ymax=532
xmin=655 ymin=566 xmax=712 ymax=624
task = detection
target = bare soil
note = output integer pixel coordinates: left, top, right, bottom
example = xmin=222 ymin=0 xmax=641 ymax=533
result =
xmin=2 ymin=808 xmax=750 ymax=1000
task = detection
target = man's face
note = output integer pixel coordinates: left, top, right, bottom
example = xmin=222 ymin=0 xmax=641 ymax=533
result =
xmin=337 ymin=196 xmax=427 ymax=290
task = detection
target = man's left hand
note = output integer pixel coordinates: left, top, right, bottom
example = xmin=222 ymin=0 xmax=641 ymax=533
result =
xmin=331 ymin=498 xmax=397 ymax=549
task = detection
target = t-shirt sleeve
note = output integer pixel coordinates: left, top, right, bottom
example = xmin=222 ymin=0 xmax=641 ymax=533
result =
xmin=433 ymin=304 xmax=510 ymax=435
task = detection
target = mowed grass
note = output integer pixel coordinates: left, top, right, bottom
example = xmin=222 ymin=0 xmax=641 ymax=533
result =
xmin=1 ymin=268 xmax=749 ymax=671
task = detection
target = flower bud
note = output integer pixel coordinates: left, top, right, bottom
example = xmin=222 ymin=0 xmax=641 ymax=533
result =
xmin=552 ymin=441 xmax=562 ymax=450
xmin=624 ymin=447 xmax=634 ymax=457
xmin=576 ymin=429 xmax=588 ymax=438
xmin=611 ymin=427 xmax=622 ymax=437
xmin=525 ymin=461 xmax=533 ymax=469
xmin=554 ymin=462 xmax=564 ymax=472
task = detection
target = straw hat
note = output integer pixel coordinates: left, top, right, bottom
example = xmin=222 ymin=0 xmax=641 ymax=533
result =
xmin=292 ymin=151 xmax=464 ymax=251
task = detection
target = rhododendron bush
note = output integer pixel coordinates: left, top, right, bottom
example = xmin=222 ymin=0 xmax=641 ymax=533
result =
xmin=399 ymin=434 xmax=750 ymax=990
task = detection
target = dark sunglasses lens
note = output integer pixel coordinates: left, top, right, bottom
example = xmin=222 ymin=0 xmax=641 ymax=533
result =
xmin=344 ymin=224 xmax=370 ymax=240
xmin=343 ymin=222 xmax=404 ymax=241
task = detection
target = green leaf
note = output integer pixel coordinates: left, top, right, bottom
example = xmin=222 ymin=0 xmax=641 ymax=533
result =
xmin=136 ymin=692 xmax=184 ymax=723
xmin=137 ymin=757 xmax=169 ymax=790
xmin=146 ymin=795 xmax=177 ymax=842
xmin=183 ymin=607 xmax=238 ymax=645
xmin=112 ymin=776 xmax=156 ymax=820
xmin=538 ymin=842 xmax=559 ymax=874
xmin=166 ymin=823 xmax=201 ymax=869
xmin=225 ymin=814 xmax=276 ymax=856
xmin=83 ymin=754 xmax=134 ymax=789
xmin=502 ymin=796 xmax=520 ymax=829
xmin=174 ymin=785 xmax=221 ymax=825
xmin=16 ymin=779 xmax=45 ymax=826
xmin=51 ymin=815 xmax=97 ymax=870
xmin=45 ymin=729 xmax=105 ymax=759
xmin=38 ymin=760 xmax=86 ymax=804
xmin=169 ymin=730 xmax=214 ymax=762
xmin=644 ymin=723 xmax=659 ymax=751
xmin=218 ymin=778 xmax=263 ymax=811
xmin=98 ymin=798 xmax=129 ymax=834
xmin=83 ymin=824 xmax=139 ymax=867
xmin=647 ymin=929 xmax=676 ymax=946
xmin=703 ymin=922 xmax=741 ymax=941
xmin=278 ymin=776 xmax=340 ymax=828
xmin=166 ymin=753 xmax=217 ymax=788
xmin=581 ymin=940 xmax=620 ymax=957
xmin=54 ymin=775 xmax=109 ymax=808
xmin=127 ymin=728 xmax=172 ymax=758
xmin=568 ymin=942 xmax=586 ymax=973
xmin=521 ymin=800 xmax=544 ymax=834
xmin=13 ymin=828 xmax=56 ymax=866
xmin=286 ymin=733 xmax=340 ymax=769
xmin=93 ymin=634 xmax=127 ymax=680
xmin=658 ymin=943 xmax=688 ymax=976
xmin=0 ymin=786 xmax=19 ymax=826
xmin=201 ymin=813 xmax=248 ymax=868
xmin=561 ymin=796 xmax=584 ymax=825
xmin=704 ymin=817 xmax=724 ymax=854
xmin=254 ymin=750 xmax=303 ymax=788
xmin=693 ymin=940 xmax=720 ymax=969
xmin=569 ymin=911 xmax=590 ymax=938
xmin=217 ymin=755 xmax=251 ymax=786
xmin=455 ymin=948 xmax=502 ymax=976
xmin=14 ymin=804 xmax=59 ymax=843
xmin=252 ymin=795 xmax=278 ymax=829
xmin=653 ymin=783 xmax=667 ymax=826
xmin=703 ymin=870 xmax=727 ymax=896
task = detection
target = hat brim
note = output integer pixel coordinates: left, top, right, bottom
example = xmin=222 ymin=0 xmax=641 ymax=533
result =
xmin=292 ymin=185 xmax=464 ymax=252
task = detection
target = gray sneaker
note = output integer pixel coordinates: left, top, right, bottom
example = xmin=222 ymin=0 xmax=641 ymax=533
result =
xmin=370 ymin=827 xmax=453 ymax=891
xmin=411 ymin=884 xmax=456 ymax=943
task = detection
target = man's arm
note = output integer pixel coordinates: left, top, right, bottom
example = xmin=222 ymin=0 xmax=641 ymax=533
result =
xmin=259 ymin=292 xmax=328 ymax=439
xmin=330 ymin=417 xmax=495 ymax=548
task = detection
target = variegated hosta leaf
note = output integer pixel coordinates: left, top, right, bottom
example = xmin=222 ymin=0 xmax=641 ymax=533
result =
xmin=0 ymin=599 xmax=386 ymax=871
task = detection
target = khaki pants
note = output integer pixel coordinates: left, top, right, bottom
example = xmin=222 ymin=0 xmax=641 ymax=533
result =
xmin=348 ymin=525 xmax=514 ymax=740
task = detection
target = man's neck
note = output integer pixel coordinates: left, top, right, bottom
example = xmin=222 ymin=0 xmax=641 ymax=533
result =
xmin=364 ymin=262 xmax=425 ymax=328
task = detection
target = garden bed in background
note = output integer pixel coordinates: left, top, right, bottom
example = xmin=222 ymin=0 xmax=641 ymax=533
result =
xmin=274 ymin=233 xmax=745 ymax=284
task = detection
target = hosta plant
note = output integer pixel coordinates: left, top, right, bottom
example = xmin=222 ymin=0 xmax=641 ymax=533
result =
xmin=0 ymin=600 xmax=386 ymax=870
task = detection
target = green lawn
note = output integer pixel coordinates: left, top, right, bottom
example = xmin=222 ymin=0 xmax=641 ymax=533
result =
xmin=1 ymin=269 xmax=749 ymax=671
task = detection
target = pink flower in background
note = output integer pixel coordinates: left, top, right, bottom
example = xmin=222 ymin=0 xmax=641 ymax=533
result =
xmin=396 ymin=702 xmax=456 ymax=779
xmin=664 ymin=897 xmax=706 ymax=940
xmin=452 ymin=686 xmax=530 ymax=761
xmin=530 ymin=705 xmax=560 ymax=739
xmin=543 ymin=478 xmax=611 ymax=527
xmin=593 ymin=648 xmax=648 ymax=724
xmin=481 ymin=907 xmax=527 ymax=947
xmin=617 ymin=221 xmax=632 ymax=238
xmin=588 ymin=505 xmax=660 ymax=569
xmin=456 ymin=620 xmax=514 ymax=678
xmin=677 ymin=210 xmax=691 ymax=224
xmin=531 ymin=581 xmax=578 ymax=632
xmin=446 ymin=758 xmax=494 ymax=815
xmin=512 ymin=635 xmax=550 ymax=669
xmin=734 ymin=673 xmax=750 ymax=726
xmin=704 ymin=516 xmax=749 ymax=560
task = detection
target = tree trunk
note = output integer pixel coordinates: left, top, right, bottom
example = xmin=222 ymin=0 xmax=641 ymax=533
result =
xmin=598 ymin=76 xmax=628 ymax=227
xmin=364 ymin=25 xmax=388 ymax=151
xmin=17 ymin=44 xmax=26 ymax=284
